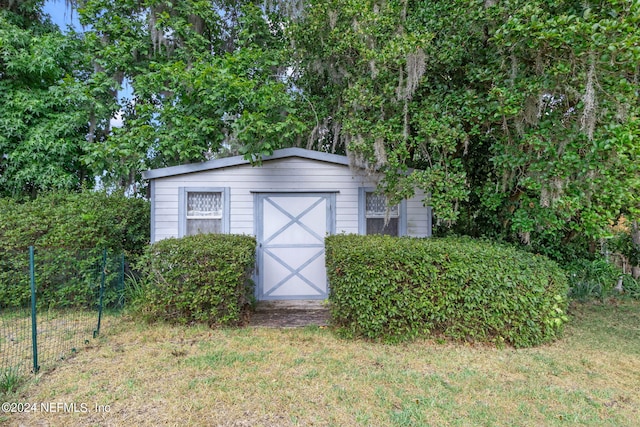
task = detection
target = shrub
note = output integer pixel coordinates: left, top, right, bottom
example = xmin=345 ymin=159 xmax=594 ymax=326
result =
xmin=566 ymin=257 xmax=640 ymax=301
xmin=134 ymin=234 xmax=256 ymax=326
xmin=609 ymin=231 xmax=640 ymax=268
xmin=0 ymin=191 xmax=149 ymax=308
xmin=325 ymin=235 xmax=569 ymax=347
xmin=619 ymin=275 xmax=640 ymax=299
xmin=565 ymin=258 xmax=620 ymax=301
xmin=0 ymin=191 xmax=150 ymax=256
xmin=0 ymin=247 xmax=126 ymax=309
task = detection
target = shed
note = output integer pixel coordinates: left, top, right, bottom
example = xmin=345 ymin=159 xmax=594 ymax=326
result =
xmin=142 ymin=147 xmax=432 ymax=301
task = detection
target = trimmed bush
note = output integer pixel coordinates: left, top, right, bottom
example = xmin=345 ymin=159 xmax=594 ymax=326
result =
xmin=0 ymin=191 xmax=149 ymax=308
xmin=134 ymin=234 xmax=256 ymax=326
xmin=0 ymin=248 xmax=125 ymax=309
xmin=325 ymin=235 xmax=569 ymax=347
xmin=0 ymin=191 xmax=149 ymax=255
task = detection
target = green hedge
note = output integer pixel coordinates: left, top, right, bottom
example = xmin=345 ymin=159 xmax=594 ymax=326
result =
xmin=325 ymin=235 xmax=569 ymax=347
xmin=0 ymin=191 xmax=149 ymax=308
xmin=0 ymin=191 xmax=149 ymax=255
xmin=134 ymin=234 xmax=256 ymax=326
xmin=0 ymin=248 xmax=125 ymax=309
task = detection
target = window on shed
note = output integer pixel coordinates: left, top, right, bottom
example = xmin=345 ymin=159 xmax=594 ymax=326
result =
xmin=365 ymin=191 xmax=399 ymax=236
xmin=186 ymin=191 xmax=223 ymax=235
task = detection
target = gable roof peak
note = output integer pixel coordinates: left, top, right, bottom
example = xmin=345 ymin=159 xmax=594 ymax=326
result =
xmin=142 ymin=147 xmax=349 ymax=180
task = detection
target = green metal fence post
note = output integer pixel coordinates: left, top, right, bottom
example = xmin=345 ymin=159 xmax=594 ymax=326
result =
xmin=94 ymin=249 xmax=107 ymax=338
xmin=29 ymin=246 xmax=40 ymax=374
xmin=119 ymin=253 xmax=125 ymax=308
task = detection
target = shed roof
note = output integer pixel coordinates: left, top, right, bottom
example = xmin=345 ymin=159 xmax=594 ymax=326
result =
xmin=141 ymin=147 xmax=350 ymax=180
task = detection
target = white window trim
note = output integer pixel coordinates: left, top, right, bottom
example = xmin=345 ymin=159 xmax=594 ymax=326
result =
xmin=178 ymin=187 xmax=230 ymax=237
xmin=358 ymin=187 xmax=407 ymax=236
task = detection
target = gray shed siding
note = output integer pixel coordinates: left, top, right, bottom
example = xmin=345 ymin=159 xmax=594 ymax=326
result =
xmin=149 ymin=155 xmax=431 ymax=242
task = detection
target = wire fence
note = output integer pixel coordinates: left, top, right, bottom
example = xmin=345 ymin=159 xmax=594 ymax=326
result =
xmin=1 ymin=247 xmax=125 ymax=380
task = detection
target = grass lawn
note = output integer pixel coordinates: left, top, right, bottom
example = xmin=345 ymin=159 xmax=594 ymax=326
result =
xmin=2 ymin=300 xmax=639 ymax=426
xmin=1 ymin=309 xmax=99 ymax=379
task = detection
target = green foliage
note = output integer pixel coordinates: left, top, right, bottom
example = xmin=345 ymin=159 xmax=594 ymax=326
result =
xmin=566 ymin=258 xmax=620 ymax=301
xmin=481 ymin=0 xmax=640 ymax=244
xmin=619 ymin=275 xmax=640 ymax=300
xmin=0 ymin=366 xmax=23 ymax=397
xmin=292 ymin=0 xmax=470 ymax=222
xmin=0 ymin=7 xmax=115 ymax=198
xmin=4 ymin=0 xmax=638 ymax=265
xmin=78 ymin=1 xmax=306 ymax=190
xmin=0 ymin=191 xmax=149 ymax=254
xmin=0 ymin=247 xmax=126 ymax=310
xmin=295 ymin=0 xmax=640 ymax=259
xmin=565 ymin=257 xmax=640 ymax=301
xmin=134 ymin=234 xmax=256 ymax=326
xmin=0 ymin=191 xmax=148 ymax=308
xmin=325 ymin=235 xmax=569 ymax=347
xmin=609 ymin=231 xmax=640 ymax=267
xmin=122 ymin=271 xmax=146 ymax=309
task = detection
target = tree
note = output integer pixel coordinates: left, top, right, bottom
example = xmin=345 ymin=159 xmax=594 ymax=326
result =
xmin=3 ymin=0 xmax=638 ymax=267
xmin=0 ymin=3 xmax=111 ymax=198
xmin=291 ymin=0 xmax=469 ymax=223
xmin=77 ymin=0 xmax=306 ymax=191
xmin=291 ymin=0 xmax=640 ymax=260
xmin=482 ymin=0 xmax=640 ymax=257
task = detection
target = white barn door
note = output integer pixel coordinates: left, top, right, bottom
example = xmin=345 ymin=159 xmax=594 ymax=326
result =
xmin=256 ymin=193 xmax=335 ymax=300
